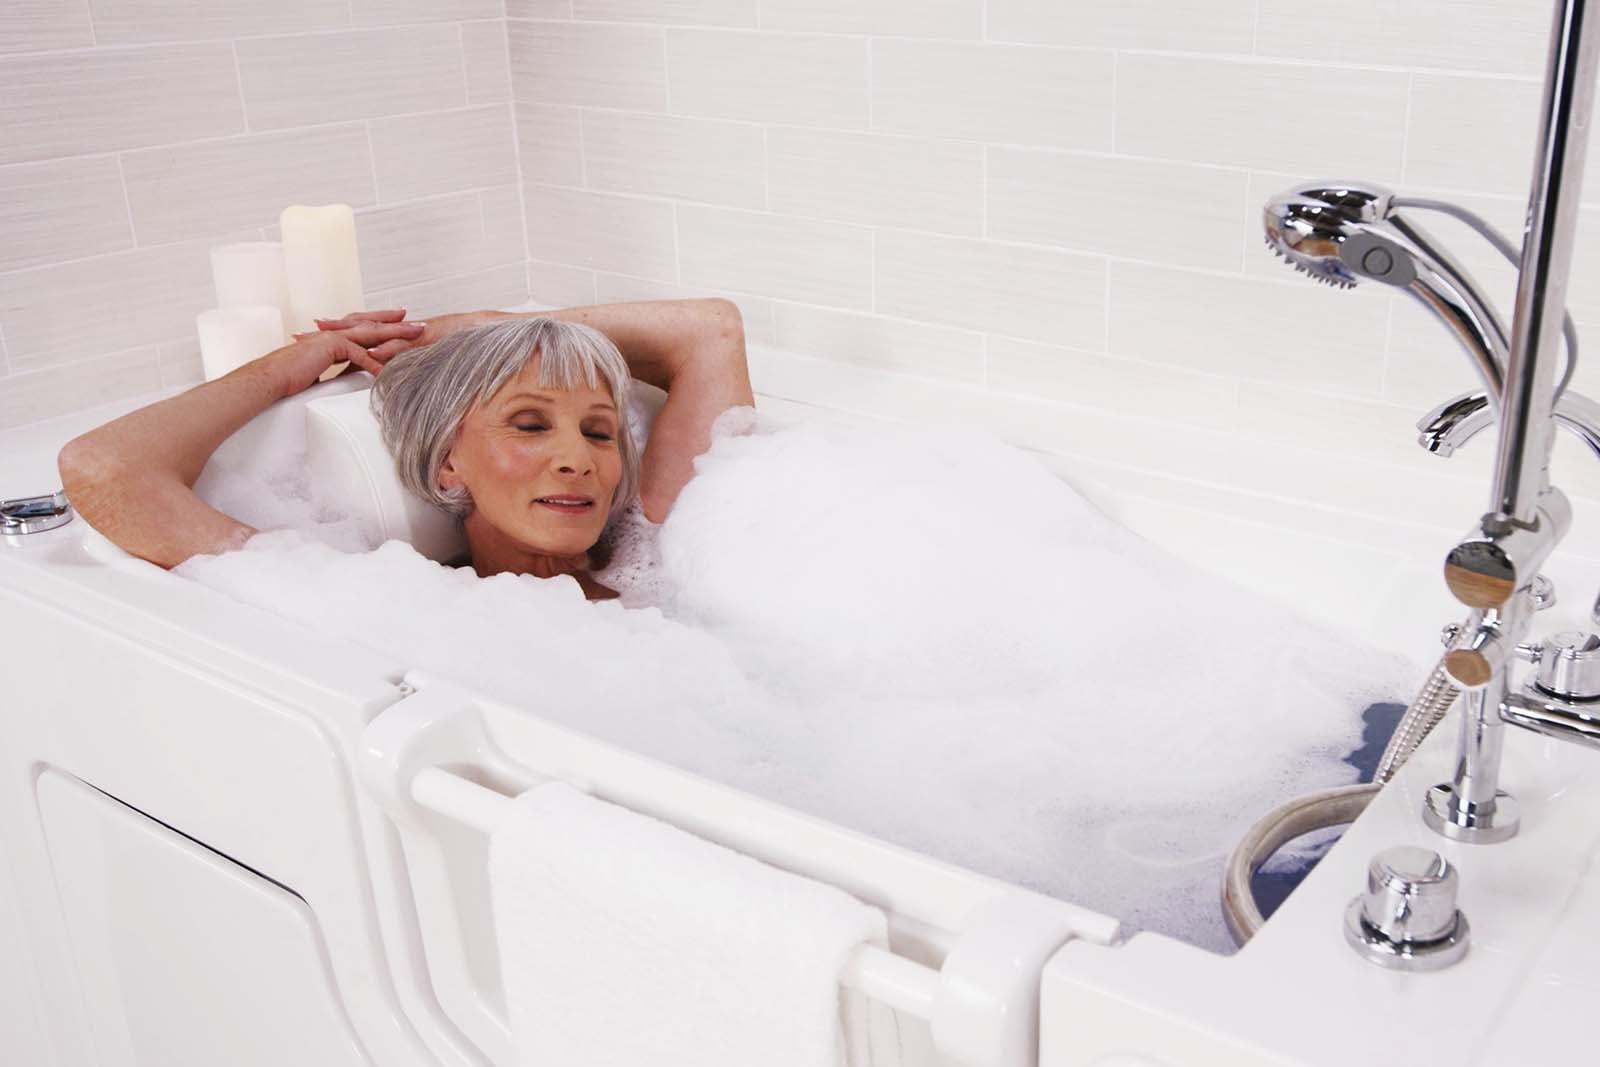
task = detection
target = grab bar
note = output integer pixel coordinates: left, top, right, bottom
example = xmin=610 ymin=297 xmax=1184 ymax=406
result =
xmin=409 ymin=765 xmax=942 ymax=1019
xmin=362 ymin=674 xmax=1115 ymax=1067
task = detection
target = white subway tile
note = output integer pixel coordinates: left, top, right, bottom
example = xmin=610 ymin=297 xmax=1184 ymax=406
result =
xmin=87 ymin=0 xmax=345 ymax=44
xmin=236 ymin=27 xmax=466 ymax=130
xmin=0 ymin=156 xmax=134 ymax=273
xmin=1383 ymin=295 xmax=1484 ymax=409
xmin=357 ymin=187 xmax=524 ymax=291
xmin=1234 ymin=381 xmax=1452 ymax=476
xmin=463 ymin=20 xmax=513 ymax=104
xmin=1 ymin=1 xmax=94 ymax=54
xmin=1405 ymin=75 xmax=1539 ymax=196
xmin=1257 ymin=0 xmax=1547 ymax=77
xmin=872 ymin=39 xmax=1112 ymax=151
xmin=582 ymin=111 xmax=765 ymax=209
xmin=528 ymin=259 xmax=599 ymax=307
xmin=0 ymin=239 xmax=227 ymax=370
xmin=515 ymin=104 xmax=585 ymax=185
xmin=987 ymin=335 xmax=1239 ymax=431
xmin=666 ymin=29 xmax=868 ymax=128
xmin=0 ymin=45 xmax=244 ymax=165
xmin=351 ymin=0 xmax=501 ymax=25
xmin=480 ymin=186 xmax=528 ymax=266
xmin=1108 ymin=261 xmax=1389 ymax=397
xmin=158 ymin=338 xmax=204 ymax=388
xmin=370 ymin=105 xmax=517 ymax=204
xmin=574 ymin=0 xmax=756 ymax=26
xmin=593 ymin=273 xmax=777 ymax=342
xmin=1117 ymin=55 xmax=1408 ymax=179
xmin=523 ymin=184 xmax=679 ymax=278
xmin=509 ymin=20 xmax=667 ymax=112
xmin=371 ymin=264 xmax=530 ymax=319
xmin=875 ymin=229 xmax=1105 ymax=347
xmin=760 ymin=0 xmax=980 ymax=38
xmin=767 ymin=128 xmax=982 ymax=236
xmin=676 ymin=204 xmax=873 ymax=308
xmin=988 ymin=148 xmax=1246 ymax=270
xmin=122 ymin=124 xmax=375 ymax=245
xmin=771 ymin=302 xmax=984 ymax=381
xmin=988 ymin=0 xmax=1252 ymax=53
xmin=508 ymin=0 xmax=574 ymax=17
xmin=0 ymin=346 xmax=165 ymax=430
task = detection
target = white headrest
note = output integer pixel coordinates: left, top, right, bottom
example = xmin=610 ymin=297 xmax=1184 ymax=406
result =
xmin=304 ymin=381 xmax=666 ymax=564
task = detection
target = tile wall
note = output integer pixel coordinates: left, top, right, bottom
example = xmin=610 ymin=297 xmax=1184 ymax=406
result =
xmin=0 ymin=0 xmax=526 ymax=429
xmin=504 ymin=0 xmax=1600 ymax=515
xmin=6 ymin=0 xmax=1599 ymax=533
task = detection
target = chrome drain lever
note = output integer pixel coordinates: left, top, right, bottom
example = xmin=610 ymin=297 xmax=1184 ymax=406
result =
xmin=1 ymin=491 xmax=74 ymax=538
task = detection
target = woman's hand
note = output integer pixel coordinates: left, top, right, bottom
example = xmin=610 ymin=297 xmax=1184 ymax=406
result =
xmin=265 ymin=319 xmax=425 ymax=398
xmin=314 ymin=307 xmax=502 ymax=349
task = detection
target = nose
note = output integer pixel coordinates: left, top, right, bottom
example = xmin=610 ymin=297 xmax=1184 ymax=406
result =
xmin=551 ymin=428 xmax=593 ymax=477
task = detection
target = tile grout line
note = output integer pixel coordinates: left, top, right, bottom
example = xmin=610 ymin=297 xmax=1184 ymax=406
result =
xmin=456 ymin=24 xmax=472 ymax=105
xmin=81 ymin=0 xmax=97 ymax=47
xmin=363 ymin=121 xmax=382 ymax=205
xmin=231 ymin=41 xmax=251 ymax=133
xmin=114 ymin=153 xmax=139 ymax=249
xmin=1398 ymin=71 xmax=1416 ymax=184
xmin=504 ymin=24 xmax=534 ymax=302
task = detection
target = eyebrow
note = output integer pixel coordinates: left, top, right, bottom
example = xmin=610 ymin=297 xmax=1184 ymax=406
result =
xmin=499 ymin=391 xmax=617 ymax=412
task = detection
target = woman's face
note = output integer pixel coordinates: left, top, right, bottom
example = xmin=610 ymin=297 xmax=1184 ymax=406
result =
xmin=439 ymin=360 xmax=624 ymax=560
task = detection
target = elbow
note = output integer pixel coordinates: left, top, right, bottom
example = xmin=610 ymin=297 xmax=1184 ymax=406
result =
xmin=698 ymin=298 xmax=745 ymax=351
xmin=57 ymin=435 xmax=123 ymax=514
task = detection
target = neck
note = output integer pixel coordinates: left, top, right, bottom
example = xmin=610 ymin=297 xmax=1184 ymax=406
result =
xmin=463 ymin=512 xmax=590 ymax=580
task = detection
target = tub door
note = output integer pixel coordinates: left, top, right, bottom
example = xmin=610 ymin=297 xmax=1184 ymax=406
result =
xmin=35 ymin=769 xmax=372 ymax=1067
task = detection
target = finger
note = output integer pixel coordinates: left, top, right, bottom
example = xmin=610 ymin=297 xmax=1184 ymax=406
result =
xmin=368 ymin=339 xmax=415 ymax=362
xmin=334 ymin=321 xmax=426 ymax=347
xmin=340 ymin=340 xmax=384 ymax=375
xmin=316 ymin=308 xmax=407 ymax=329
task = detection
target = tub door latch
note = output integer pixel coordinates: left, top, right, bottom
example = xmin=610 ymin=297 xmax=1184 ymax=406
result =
xmin=1 ymin=491 xmax=74 ymax=537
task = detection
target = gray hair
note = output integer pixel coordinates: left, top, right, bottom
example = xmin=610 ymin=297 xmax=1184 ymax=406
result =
xmin=370 ymin=316 xmax=639 ymax=522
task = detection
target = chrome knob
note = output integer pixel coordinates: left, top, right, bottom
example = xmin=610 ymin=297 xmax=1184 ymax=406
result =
xmin=1533 ymin=631 xmax=1600 ymax=702
xmin=1344 ymin=846 xmax=1469 ymax=970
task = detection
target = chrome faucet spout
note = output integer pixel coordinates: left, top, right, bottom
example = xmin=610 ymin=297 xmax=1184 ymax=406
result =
xmin=1419 ymin=390 xmax=1600 ymax=462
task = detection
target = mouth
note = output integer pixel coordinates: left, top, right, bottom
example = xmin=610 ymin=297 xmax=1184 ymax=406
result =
xmin=533 ymin=495 xmax=595 ymax=516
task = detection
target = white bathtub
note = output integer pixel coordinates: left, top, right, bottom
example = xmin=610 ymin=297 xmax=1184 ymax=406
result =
xmin=3 ymin=345 xmax=1599 ymax=1067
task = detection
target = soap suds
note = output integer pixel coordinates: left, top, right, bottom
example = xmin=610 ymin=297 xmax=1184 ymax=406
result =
xmin=178 ymin=404 xmax=1416 ymax=953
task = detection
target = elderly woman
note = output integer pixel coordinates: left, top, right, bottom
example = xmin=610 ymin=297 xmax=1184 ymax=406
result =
xmin=58 ymin=299 xmax=754 ymax=600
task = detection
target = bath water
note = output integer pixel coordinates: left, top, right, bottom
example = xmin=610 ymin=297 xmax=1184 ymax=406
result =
xmin=176 ymin=409 xmax=1416 ymax=953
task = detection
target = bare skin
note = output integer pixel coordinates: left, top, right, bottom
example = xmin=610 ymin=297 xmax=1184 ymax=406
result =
xmin=58 ymin=299 xmax=755 ymax=598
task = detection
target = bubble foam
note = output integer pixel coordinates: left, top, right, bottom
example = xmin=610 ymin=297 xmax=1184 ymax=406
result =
xmin=178 ymin=409 xmax=1418 ymax=953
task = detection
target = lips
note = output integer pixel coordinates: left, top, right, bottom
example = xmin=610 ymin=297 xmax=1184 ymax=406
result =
xmin=534 ymin=495 xmax=594 ymax=515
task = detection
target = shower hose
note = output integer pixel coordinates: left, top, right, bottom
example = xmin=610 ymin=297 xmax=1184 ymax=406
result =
xmin=1220 ymin=653 xmax=1461 ymax=946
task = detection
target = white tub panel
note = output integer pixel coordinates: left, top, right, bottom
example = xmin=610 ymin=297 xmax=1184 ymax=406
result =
xmin=36 ymin=769 xmax=370 ymax=1067
xmin=0 ymin=845 xmax=57 ymax=1067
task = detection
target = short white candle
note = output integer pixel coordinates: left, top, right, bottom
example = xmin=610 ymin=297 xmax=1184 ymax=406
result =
xmin=280 ymin=203 xmax=365 ymax=334
xmin=210 ymin=242 xmax=291 ymax=342
xmin=195 ymin=306 xmax=285 ymax=382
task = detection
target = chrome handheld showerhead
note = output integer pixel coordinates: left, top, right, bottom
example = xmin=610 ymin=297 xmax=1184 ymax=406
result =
xmin=1262 ymin=183 xmax=1419 ymax=290
xmin=1263 ymin=180 xmax=1509 ymax=405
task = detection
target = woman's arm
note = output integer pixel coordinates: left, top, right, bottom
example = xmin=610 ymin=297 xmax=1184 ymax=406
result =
xmin=58 ymin=320 xmax=423 ymax=569
xmin=320 ymin=299 xmax=755 ymax=523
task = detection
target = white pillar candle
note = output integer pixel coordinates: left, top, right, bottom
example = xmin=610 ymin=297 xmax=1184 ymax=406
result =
xmin=195 ymin=306 xmax=285 ymax=382
xmin=209 ymin=242 xmax=291 ymax=342
xmin=280 ymin=203 xmax=365 ymax=334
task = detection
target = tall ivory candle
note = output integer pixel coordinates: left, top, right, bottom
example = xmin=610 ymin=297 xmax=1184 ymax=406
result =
xmin=210 ymin=242 xmax=291 ymax=342
xmin=196 ymin=306 xmax=285 ymax=382
xmin=280 ymin=204 xmax=365 ymax=333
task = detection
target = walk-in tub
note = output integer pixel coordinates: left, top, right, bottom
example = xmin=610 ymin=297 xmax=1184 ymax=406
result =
xmin=4 ymin=335 xmax=1600 ymax=1067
